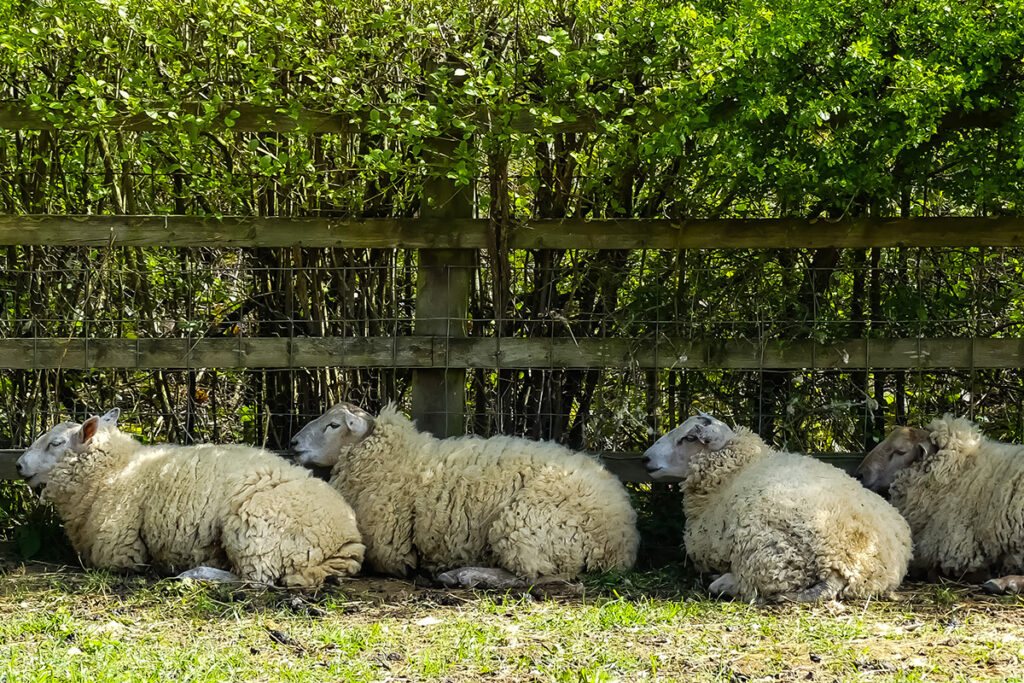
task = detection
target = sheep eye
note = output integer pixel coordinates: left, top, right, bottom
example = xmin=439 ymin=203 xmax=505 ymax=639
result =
xmin=327 ymin=422 xmax=341 ymax=430
xmin=892 ymin=449 xmax=905 ymax=457
xmin=684 ymin=435 xmax=698 ymax=442
xmin=49 ymin=438 xmax=65 ymax=448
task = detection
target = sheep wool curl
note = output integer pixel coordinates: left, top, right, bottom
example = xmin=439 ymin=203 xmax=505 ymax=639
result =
xmin=683 ymin=428 xmax=911 ymax=602
xmin=315 ymin=404 xmax=638 ymax=579
xmin=39 ymin=417 xmax=365 ymax=587
xmin=888 ymin=415 xmax=1024 ymax=576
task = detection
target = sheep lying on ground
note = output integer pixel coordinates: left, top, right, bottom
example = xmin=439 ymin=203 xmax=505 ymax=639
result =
xmin=288 ymin=402 xmax=639 ymax=585
xmin=643 ymin=413 xmax=912 ymax=602
xmin=858 ymin=415 xmax=1024 ymax=593
xmin=16 ymin=409 xmax=365 ymax=587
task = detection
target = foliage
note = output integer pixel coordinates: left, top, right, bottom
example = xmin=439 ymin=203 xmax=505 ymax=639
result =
xmin=0 ymin=482 xmax=71 ymax=561
xmin=1 ymin=0 xmax=1023 ymax=215
xmin=3 ymin=0 xmax=1024 ymax=531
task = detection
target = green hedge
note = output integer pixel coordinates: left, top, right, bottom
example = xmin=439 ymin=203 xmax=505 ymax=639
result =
xmin=2 ymin=0 xmax=1022 ymax=216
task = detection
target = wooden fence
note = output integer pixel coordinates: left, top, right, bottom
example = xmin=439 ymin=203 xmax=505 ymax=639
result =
xmin=1 ymin=100 xmax=1018 ymax=482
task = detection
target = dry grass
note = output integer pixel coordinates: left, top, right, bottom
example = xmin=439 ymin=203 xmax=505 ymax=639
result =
xmin=1 ymin=562 xmax=1023 ymax=682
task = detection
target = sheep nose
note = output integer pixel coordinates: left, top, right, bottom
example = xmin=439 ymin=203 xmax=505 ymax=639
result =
xmin=15 ymin=460 xmax=25 ymax=477
xmin=640 ymin=454 xmax=650 ymax=467
xmin=289 ymin=437 xmax=299 ymax=449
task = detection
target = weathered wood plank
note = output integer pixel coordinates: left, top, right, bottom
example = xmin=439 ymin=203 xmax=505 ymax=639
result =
xmin=513 ymin=217 xmax=1024 ymax=250
xmin=411 ymin=130 xmax=475 ymax=438
xmin=0 ymin=451 xmax=18 ymax=480
xmin=0 ymin=101 xmax=1011 ymax=134
xmin=0 ymin=102 xmax=596 ymax=135
xmin=0 ymin=102 xmax=598 ymax=134
xmin=0 ymin=102 xmax=369 ymax=134
xmin=1 ymin=337 xmax=1023 ymax=370
xmin=0 ymin=449 xmax=863 ymax=483
xmin=0 ymin=215 xmax=490 ymax=249
xmin=5 ymin=215 xmax=1024 ymax=249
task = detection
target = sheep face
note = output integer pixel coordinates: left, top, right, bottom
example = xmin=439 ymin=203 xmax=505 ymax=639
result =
xmin=290 ymin=402 xmax=375 ymax=468
xmin=642 ymin=413 xmax=735 ymax=481
xmin=16 ymin=408 xmax=120 ymax=488
xmin=17 ymin=421 xmax=81 ymax=489
xmin=857 ymin=426 xmax=933 ymax=493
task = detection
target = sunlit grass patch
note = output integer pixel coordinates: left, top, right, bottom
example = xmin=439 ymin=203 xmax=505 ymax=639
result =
xmin=1 ymin=566 xmax=1023 ymax=681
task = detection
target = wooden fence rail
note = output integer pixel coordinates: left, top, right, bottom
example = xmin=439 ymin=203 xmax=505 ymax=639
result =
xmin=0 ymin=100 xmax=1011 ymax=135
xmin=0 ymin=101 xmax=601 ymax=135
xmin=0 ymin=449 xmax=863 ymax=483
xmin=2 ymin=96 xmax=1021 ymax=482
xmin=3 ymin=215 xmax=1024 ymax=249
xmin=1 ymin=337 xmax=1022 ymax=370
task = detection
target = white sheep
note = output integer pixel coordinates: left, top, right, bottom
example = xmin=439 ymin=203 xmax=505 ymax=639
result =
xmin=643 ymin=413 xmax=912 ymax=602
xmin=16 ymin=408 xmax=365 ymax=587
xmin=858 ymin=414 xmax=1024 ymax=592
xmin=288 ymin=402 xmax=639 ymax=585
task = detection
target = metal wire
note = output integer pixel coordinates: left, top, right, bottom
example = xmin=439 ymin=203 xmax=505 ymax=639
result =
xmin=2 ymin=244 xmax=1022 ymax=456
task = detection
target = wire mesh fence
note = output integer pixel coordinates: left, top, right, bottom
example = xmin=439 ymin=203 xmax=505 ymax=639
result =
xmin=3 ymin=244 xmax=1024 ymax=455
xmin=3 ymin=75 xmax=1024 ymax=461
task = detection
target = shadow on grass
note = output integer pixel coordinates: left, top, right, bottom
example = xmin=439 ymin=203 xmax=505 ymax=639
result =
xmin=0 ymin=481 xmax=75 ymax=564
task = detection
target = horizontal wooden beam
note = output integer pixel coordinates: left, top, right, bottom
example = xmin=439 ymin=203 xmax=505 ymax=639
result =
xmin=0 ymin=215 xmax=485 ymax=249
xmin=509 ymin=216 xmax=1024 ymax=250
xmin=0 ymin=102 xmax=366 ymax=134
xmin=3 ymin=215 xmax=1024 ymax=249
xmin=0 ymin=451 xmax=18 ymax=480
xmin=0 ymin=449 xmax=862 ymax=483
xmin=0 ymin=336 xmax=1021 ymax=370
xmin=0 ymin=101 xmax=1010 ymax=135
xmin=0 ymin=102 xmax=597 ymax=135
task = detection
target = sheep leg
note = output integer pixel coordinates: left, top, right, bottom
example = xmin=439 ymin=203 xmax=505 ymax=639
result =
xmin=225 ymin=479 xmax=367 ymax=587
xmin=85 ymin=518 xmax=149 ymax=571
xmin=283 ymin=541 xmax=367 ymax=588
xmin=981 ymin=575 xmax=1024 ymax=594
xmin=728 ymin=523 xmax=841 ymax=603
xmin=176 ymin=566 xmax=240 ymax=583
xmin=708 ymin=572 xmax=740 ymax=598
xmin=774 ymin=572 xmax=844 ymax=603
xmin=437 ymin=567 xmax=525 ymax=589
xmin=486 ymin=481 xmax=599 ymax=579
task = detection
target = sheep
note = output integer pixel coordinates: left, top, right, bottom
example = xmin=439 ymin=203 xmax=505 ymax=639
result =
xmin=16 ymin=408 xmax=365 ymax=587
xmin=287 ymin=402 xmax=639 ymax=586
xmin=643 ymin=412 xmax=912 ymax=602
xmin=858 ymin=414 xmax=1024 ymax=593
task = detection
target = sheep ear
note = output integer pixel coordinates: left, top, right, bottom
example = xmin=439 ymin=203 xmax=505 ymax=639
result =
xmin=694 ymin=421 xmax=733 ymax=451
xmin=100 ymin=408 xmax=120 ymax=425
xmin=913 ymin=436 xmax=936 ymax=462
xmin=693 ymin=424 xmax=713 ymax=444
xmin=79 ymin=417 xmax=100 ymax=444
xmin=344 ymin=411 xmax=367 ymax=436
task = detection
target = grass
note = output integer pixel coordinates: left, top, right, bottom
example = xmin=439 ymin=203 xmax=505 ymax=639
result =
xmin=1 ymin=563 xmax=1023 ymax=682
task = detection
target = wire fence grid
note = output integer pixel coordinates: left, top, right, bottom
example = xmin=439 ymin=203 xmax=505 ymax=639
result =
xmin=3 ymin=245 xmax=1024 ymax=457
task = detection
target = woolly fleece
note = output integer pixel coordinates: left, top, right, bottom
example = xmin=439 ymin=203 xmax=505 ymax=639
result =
xmin=43 ymin=427 xmax=365 ymax=586
xmin=327 ymin=405 xmax=639 ymax=578
xmin=684 ymin=428 xmax=912 ymax=601
xmin=889 ymin=414 xmax=1024 ymax=575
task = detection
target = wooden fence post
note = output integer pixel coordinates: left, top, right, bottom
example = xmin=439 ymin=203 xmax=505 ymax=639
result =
xmin=411 ymin=135 xmax=474 ymax=437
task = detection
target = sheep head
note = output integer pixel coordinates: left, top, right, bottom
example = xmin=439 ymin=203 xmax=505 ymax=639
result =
xmin=290 ymin=402 xmax=375 ymax=468
xmin=642 ymin=412 xmax=735 ymax=481
xmin=856 ymin=426 xmax=934 ymax=494
xmin=16 ymin=408 xmax=120 ymax=489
